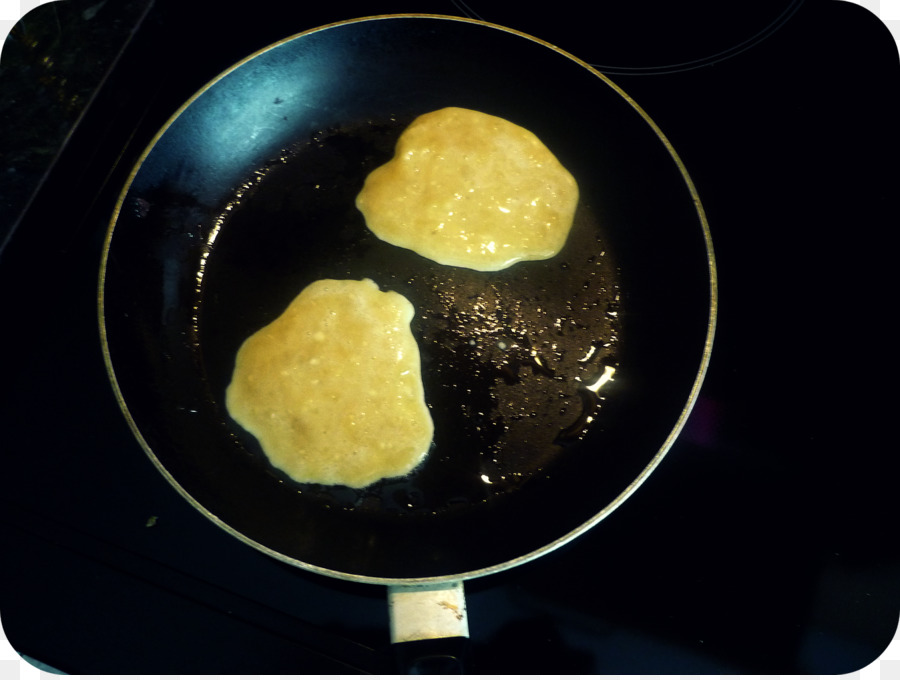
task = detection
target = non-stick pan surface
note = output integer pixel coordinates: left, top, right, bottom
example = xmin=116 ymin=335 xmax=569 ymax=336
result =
xmin=100 ymin=15 xmax=715 ymax=583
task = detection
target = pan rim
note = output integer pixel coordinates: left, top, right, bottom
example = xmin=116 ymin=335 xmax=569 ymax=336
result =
xmin=98 ymin=12 xmax=718 ymax=586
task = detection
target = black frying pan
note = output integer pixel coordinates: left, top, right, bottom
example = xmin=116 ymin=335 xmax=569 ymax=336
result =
xmin=99 ymin=13 xmax=716 ymax=657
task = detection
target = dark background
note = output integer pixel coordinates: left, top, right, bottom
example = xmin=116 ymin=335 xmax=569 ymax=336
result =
xmin=1 ymin=0 xmax=898 ymax=674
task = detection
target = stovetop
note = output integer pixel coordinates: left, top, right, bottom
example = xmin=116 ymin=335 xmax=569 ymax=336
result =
xmin=2 ymin=0 xmax=898 ymax=674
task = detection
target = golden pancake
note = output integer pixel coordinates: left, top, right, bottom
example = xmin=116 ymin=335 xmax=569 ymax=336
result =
xmin=356 ymin=107 xmax=579 ymax=271
xmin=225 ymin=278 xmax=433 ymax=488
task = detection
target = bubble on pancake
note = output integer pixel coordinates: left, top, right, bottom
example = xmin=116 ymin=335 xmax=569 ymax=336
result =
xmin=225 ymin=278 xmax=433 ymax=488
xmin=356 ymin=107 xmax=579 ymax=272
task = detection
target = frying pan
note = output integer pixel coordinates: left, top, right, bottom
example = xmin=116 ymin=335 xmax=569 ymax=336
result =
xmin=99 ymin=13 xmax=716 ymax=668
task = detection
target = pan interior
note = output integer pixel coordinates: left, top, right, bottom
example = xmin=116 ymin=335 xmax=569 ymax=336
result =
xmin=101 ymin=16 xmax=713 ymax=581
xmin=198 ymin=115 xmax=621 ymax=511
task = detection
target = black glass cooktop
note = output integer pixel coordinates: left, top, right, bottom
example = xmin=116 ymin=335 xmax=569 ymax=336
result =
xmin=2 ymin=0 xmax=898 ymax=674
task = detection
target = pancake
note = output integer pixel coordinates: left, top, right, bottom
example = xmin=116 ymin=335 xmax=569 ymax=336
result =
xmin=225 ymin=278 xmax=433 ymax=488
xmin=356 ymin=107 xmax=579 ymax=271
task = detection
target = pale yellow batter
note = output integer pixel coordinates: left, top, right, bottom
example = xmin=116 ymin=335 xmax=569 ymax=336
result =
xmin=225 ymin=278 xmax=433 ymax=488
xmin=356 ymin=107 xmax=579 ymax=271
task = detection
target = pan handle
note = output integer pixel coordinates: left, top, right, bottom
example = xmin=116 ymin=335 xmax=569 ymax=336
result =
xmin=388 ymin=581 xmax=469 ymax=673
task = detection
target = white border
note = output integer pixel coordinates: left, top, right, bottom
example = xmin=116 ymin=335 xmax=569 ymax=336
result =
xmin=0 ymin=0 xmax=897 ymax=676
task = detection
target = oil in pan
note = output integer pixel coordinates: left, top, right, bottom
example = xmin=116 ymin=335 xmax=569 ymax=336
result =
xmin=192 ymin=115 xmax=623 ymax=519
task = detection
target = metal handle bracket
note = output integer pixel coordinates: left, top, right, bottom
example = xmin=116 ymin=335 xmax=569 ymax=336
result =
xmin=387 ymin=580 xmax=469 ymax=643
